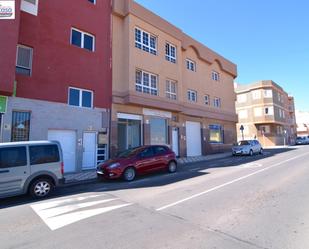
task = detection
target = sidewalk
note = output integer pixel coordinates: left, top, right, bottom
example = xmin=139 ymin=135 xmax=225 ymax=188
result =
xmin=64 ymin=152 xmax=232 ymax=184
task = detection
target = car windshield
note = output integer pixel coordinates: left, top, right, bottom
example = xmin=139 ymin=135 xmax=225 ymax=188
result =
xmin=117 ymin=147 xmax=142 ymax=158
xmin=237 ymin=140 xmax=250 ymax=146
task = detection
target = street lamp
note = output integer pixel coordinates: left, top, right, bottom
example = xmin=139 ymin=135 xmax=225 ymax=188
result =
xmin=284 ymin=129 xmax=287 ymax=146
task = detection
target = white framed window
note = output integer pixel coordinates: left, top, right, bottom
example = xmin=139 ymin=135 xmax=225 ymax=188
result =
xmin=166 ymin=79 xmax=177 ymax=100
xmin=16 ymin=45 xmax=33 ymax=76
xmin=264 ymin=106 xmax=274 ymax=115
xmin=135 ymin=69 xmax=158 ymax=96
xmin=237 ymin=94 xmax=247 ymax=103
xmin=214 ymin=97 xmax=221 ymax=108
xmin=71 ymin=28 xmax=95 ymax=52
xmin=135 ymin=28 xmax=157 ymax=55
xmin=187 ymin=90 xmax=197 ymax=102
xmin=204 ymin=95 xmax=210 ymax=105
xmin=21 ymin=0 xmax=39 ymax=16
xmin=186 ymin=59 xmax=196 ymax=72
xmin=68 ymin=87 xmax=93 ymax=108
xmin=238 ymin=110 xmax=248 ymax=119
xmin=211 ymin=71 xmax=220 ymax=81
xmin=165 ymin=42 xmax=176 ymax=63
xmin=254 ymin=107 xmax=262 ymax=117
xmin=278 ymin=92 xmax=281 ymax=102
xmin=252 ymin=90 xmax=261 ymax=99
xmin=264 ymin=89 xmax=273 ymax=98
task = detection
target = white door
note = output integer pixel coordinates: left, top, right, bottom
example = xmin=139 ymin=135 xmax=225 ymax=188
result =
xmin=48 ymin=130 xmax=76 ymax=173
xmin=186 ymin=121 xmax=202 ymax=156
xmin=82 ymin=132 xmax=96 ymax=169
xmin=172 ymin=127 xmax=179 ymax=156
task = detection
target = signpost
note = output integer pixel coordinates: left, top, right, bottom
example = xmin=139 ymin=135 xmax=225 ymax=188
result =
xmin=0 ymin=96 xmax=8 ymax=113
xmin=240 ymin=125 xmax=244 ymax=140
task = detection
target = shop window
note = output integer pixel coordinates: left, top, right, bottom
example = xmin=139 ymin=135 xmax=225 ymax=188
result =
xmin=150 ymin=117 xmax=167 ymax=145
xmin=209 ymin=124 xmax=223 ymax=143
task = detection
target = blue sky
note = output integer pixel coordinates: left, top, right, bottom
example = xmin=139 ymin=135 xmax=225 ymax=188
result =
xmin=135 ymin=0 xmax=309 ymax=111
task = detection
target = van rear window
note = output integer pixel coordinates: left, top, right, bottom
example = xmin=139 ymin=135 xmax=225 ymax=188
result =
xmin=0 ymin=147 xmax=27 ymax=168
xmin=29 ymin=145 xmax=60 ymax=165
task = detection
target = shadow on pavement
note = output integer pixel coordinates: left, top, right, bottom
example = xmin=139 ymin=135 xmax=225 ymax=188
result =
xmin=0 ymin=147 xmax=301 ymax=209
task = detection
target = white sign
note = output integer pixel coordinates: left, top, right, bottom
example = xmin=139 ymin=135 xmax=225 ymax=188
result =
xmin=0 ymin=1 xmax=15 ymax=19
xmin=143 ymin=108 xmax=172 ymax=118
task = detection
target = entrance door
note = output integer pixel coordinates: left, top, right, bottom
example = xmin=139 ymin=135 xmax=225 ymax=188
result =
xmin=186 ymin=121 xmax=202 ymax=156
xmin=48 ymin=130 xmax=76 ymax=173
xmin=82 ymin=132 xmax=96 ymax=169
xmin=172 ymin=127 xmax=179 ymax=156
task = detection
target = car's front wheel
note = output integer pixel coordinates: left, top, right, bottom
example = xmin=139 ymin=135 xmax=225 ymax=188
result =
xmin=123 ymin=167 xmax=136 ymax=181
xmin=259 ymin=148 xmax=263 ymax=155
xmin=29 ymin=178 xmax=53 ymax=198
xmin=249 ymin=149 xmax=253 ymax=156
xmin=168 ymin=161 xmax=177 ymax=173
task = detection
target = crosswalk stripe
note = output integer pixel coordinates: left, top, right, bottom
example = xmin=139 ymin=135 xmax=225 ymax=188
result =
xmin=31 ymin=198 xmax=118 ymax=218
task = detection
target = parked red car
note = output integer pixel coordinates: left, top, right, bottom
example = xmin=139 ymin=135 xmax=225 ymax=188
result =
xmin=97 ymin=145 xmax=177 ymax=181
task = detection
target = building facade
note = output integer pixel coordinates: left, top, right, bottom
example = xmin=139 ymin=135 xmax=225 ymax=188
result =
xmin=0 ymin=0 xmax=112 ymax=173
xmin=235 ymin=81 xmax=297 ymax=147
xmin=295 ymin=110 xmax=309 ymax=136
xmin=110 ymin=0 xmax=238 ymax=157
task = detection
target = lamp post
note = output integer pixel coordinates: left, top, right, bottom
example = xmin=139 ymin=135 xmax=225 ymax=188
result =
xmin=284 ymin=129 xmax=287 ymax=146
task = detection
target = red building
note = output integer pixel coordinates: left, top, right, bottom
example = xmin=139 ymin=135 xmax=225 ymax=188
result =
xmin=0 ymin=0 xmax=112 ymax=173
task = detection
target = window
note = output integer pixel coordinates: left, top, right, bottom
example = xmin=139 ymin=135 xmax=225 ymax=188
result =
xmin=277 ymin=126 xmax=283 ymax=135
xmin=214 ymin=97 xmax=221 ymax=108
xmin=11 ymin=111 xmax=31 ymax=142
xmin=187 ymin=90 xmax=197 ymax=102
xmin=21 ymin=0 xmax=38 ymax=16
xmin=88 ymin=0 xmax=96 ymax=3
xmin=30 ymin=145 xmax=60 ymax=165
xmin=204 ymin=95 xmax=210 ymax=105
xmin=139 ymin=147 xmax=154 ymax=158
xmin=71 ymin=28 xmax=95 ymax=51
xmin=135 ymin=70 xmax=158 ymax=96
xmin=211 ymin=71 xmax=220 ymax=81
xmin=254 ymin=107 xmax=262 ymax=117
xmin=237 ymin=94 xmax=247 ymax=103
xmin=166 ymin=80 xmax=177 ymax=100
xmin=68 ymin=87 xmax=93 ymax=108
xmin=186 ymin=59 xmax=196 ymax=71
xmin=16 ymin=45 xmax=33 ymax=76
xmin=238 ymin=110 xmax=248 ymax=119
xmin=252 ymin=90 xmax=261 ymax=99
xmin=153 ymin=146 xmax=168 ymax=155
xmin=260 ymin=125 xmax=270 ymax=134
xmin=135 ymin=28 xmax=157 ymax=55
xmin=165 ymin=43 xmax=176 ymax=63
xmin=209 ymin=124 xmax=223 ymax=143
xmin=264 ymin=106 xmax=274 ymax=115
xmin=264 ymin=89 xmax=273 ymax=98
xmin=0 ymin=147 xmax=27 ymax=168
xmin=150 ymin=118 xmax=167 ymax=145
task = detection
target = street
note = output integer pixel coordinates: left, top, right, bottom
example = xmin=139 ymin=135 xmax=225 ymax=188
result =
xmin=1 ymin=146 xmax=309 ymax=249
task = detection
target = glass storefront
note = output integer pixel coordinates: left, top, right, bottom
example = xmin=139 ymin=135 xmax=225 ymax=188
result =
xmin=117 ymin=118 xmax=141 ymax=151
xmin=209 ymin=124 xmax=223 ymax=143
xmin=150 ymin=117 xmax=167 ymax=145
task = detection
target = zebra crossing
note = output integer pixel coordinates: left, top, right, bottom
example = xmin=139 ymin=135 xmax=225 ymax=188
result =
xmin=31 ymin=193 xmax=132 ymax=231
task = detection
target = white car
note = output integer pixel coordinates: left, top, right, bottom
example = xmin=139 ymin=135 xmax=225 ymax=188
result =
xmin=232 ymin=140 xmax=263 ymax=156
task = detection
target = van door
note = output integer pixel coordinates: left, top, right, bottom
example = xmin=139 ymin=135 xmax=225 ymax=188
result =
xmin=0 ymin=146 xmax=29 ymax=197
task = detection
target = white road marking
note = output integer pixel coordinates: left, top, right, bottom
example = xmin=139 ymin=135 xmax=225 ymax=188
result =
xmin=156 ymin=152 xmax=309 ymax=211
xmin=31 ymin=194 xmax=132 ymax=230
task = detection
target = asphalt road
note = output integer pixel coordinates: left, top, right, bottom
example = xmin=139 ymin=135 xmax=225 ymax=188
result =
xmin=1 ymin=146 xmax=309 ymax=249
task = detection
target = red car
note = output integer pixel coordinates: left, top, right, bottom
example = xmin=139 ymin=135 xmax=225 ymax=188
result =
xmin=96 ymin=145 xmax=177 ymax=181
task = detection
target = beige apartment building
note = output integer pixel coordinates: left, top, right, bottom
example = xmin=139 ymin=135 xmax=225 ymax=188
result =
xmin=235 ymin=81 xmax=297 ymax=147
xmin=110 ymin=0 xmax=238 ymax=157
